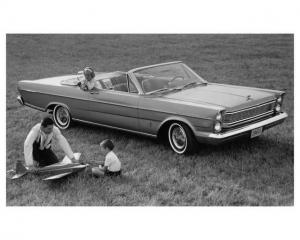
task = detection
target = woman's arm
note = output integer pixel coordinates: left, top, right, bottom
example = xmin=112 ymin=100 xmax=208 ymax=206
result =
xmin=86 ymin=79 xmax=96 ymax=90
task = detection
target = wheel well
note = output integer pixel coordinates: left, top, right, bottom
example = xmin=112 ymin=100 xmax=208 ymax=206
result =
xmin=46 ymin=103 xmax=70 ymax=114
xmin=46 ymin=104 xmax=57 ymax=114
xmin=157 ymin=120 xmax=194 ymax=140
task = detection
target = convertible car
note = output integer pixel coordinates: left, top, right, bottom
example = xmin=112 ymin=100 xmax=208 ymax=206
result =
xmin=17 ymin=61 xmax=288 ymax=154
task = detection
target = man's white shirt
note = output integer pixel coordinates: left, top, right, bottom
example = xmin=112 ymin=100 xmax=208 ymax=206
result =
xmin=103 ymin=151 xmax=121 ymax=172
xmin=24 ymin=123 xmax=74 ymax=166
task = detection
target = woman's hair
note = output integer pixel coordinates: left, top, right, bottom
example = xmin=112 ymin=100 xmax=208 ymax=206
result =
xmin=41 ymin=116 xmax=54 ymax=127
xmin=83 ymin=67 xmax=95 ymax=79
xmin=100 ymin=139 xmax=114 ymax=150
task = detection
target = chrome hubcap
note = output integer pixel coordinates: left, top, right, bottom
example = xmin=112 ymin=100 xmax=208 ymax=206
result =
xmin=56 ymin=107 xmax=69 ymax=126
xmin=171 ymin=125 xmax=187 ymax=150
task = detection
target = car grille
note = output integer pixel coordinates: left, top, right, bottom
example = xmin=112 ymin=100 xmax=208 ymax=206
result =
xmin=224 ymin=101 xmax=276 ymax=125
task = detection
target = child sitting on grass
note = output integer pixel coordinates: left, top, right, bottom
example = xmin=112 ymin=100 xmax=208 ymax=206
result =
xmin=92 ymin=139 xmax=122 ymax=177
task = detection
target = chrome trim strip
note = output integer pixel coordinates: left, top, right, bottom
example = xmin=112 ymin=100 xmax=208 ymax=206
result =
xmin=211 ymin=82 xmax=285 ymax=95
xmin=225 ymin=100 xmax=276 ymax=114
xmin=24 ymin=102 xmax=45 ymax=111
xmin=128 ymin=61 xmax=182 ymax=73
xmin=207 ymin=112 xmax=288 ymax=139
xmin=223 ymin=110 xmax=274 ymax=127
xmin=20 ymin=89 xmax=40 ymax=93
xmin=72 ymin=118 xmax=157 ymax=138
xmin=20 ymin=90 xmax=213 ymax=121
xmin=21 ymin=89 xmax=140 ymax=109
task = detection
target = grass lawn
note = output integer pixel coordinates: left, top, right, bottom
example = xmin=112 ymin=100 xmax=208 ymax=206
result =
xmin=6 ymin=34 xmax=294 ymax=206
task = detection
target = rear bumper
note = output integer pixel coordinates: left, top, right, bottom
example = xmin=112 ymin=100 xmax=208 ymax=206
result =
xmin=17 ymin=95 xmax=24 ymax=105
xmin=195 ymin=112 xmax=288 ymax=145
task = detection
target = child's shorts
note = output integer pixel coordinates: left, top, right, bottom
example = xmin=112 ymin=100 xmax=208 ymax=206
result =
xmin=104 ymin=169 xmax=122 ymax=176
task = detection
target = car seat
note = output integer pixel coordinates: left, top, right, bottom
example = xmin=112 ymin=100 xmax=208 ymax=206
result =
xmin=113 ymin=83 xmax=128 ymax=92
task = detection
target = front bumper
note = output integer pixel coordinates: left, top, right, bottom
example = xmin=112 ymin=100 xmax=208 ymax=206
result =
xmin=195 ymin=112 xmax=288 ymax=145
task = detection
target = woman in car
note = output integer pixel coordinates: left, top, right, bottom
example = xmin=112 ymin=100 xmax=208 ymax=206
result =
xmin=78 ymin=67 xmax=97 ymax=91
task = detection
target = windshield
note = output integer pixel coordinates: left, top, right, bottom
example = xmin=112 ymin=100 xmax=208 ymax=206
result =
xmin=133 ymin=63 xmax=206 ymax=94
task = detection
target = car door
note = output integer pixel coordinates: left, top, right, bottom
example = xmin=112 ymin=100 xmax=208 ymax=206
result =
xmin=73 ymin=74 xmax=140 ymax=132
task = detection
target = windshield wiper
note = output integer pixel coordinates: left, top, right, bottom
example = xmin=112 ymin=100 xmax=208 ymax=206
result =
xmin=147 ymin=81 xmax=205 ymax=95
xmin=148 ymin=87 xmax=183 ymax=95
xmin=148 ymin=88 xmax=170 ymax=94
xmin=180 ymin=82 xmax=202 ymax=89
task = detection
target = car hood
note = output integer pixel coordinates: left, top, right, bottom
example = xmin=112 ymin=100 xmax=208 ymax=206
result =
xmin=162 ymin=83 xmax=275 ymax=110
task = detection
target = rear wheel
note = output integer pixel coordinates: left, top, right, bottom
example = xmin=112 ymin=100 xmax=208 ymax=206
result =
xmin=53 ymin=105 xmax=71 ymax=129
xmin=168 ymin=122 xmax=198 ymax=154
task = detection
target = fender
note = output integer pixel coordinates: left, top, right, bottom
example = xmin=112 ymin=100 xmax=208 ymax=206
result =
xmin=157 ymin=116 xmax=197 ymax=135
xmin=45 ymin=102 xmax=71 ymax=114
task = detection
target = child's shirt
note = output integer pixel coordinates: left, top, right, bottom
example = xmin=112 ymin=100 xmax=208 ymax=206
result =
xmin=103 ymin=151 xmax=121 ymax=172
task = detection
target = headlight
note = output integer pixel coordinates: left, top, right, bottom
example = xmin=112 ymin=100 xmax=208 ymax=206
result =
xmin=216 ymin=112 xmax=222 ymax=121
xmin=214 ymin=121 xmax=222 ymax=133
xmin=275 ymin=104 xmax=281 ymax=113
xmin=277 ymin=96 xmax=282 ymax=104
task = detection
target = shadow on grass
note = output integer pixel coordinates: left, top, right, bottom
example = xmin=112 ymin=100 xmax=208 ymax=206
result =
xmin=71 ymin=122 xmax=293 ymax=169
xmin=198 ymin=136 xmax=293 ymax=157
xmin=45 ymin=170 xmax=137 ymax=190
xmin=72 ymin=121 xmax=293 ymax=153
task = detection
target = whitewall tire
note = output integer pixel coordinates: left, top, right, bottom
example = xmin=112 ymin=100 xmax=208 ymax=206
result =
xmin=53 ymin=105 xmax=71 ymax=129
xmin=168 ymin=122 xmax=198 ymax=154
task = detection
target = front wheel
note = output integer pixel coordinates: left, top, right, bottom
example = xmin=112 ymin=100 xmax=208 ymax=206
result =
xmin=53 ymin=105 xmax=71 ymax=129
xmin=168 ymin=122 xmax=198 ymax=154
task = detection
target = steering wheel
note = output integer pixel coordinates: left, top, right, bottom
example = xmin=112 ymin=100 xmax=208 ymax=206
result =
xmin=170 ymin=76 xmax=184 ymax=83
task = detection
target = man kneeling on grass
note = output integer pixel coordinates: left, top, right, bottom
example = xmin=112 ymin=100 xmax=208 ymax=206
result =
xmin=24 ymin=116 xmax=77 ymax=169
xmin=92 ymin=139 xmax=122 ymax=177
